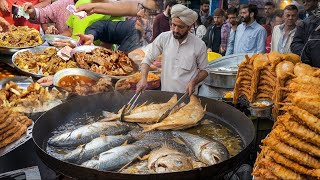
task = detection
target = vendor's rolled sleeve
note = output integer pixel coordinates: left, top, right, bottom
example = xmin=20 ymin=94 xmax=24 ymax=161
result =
xmin=141 ymin=35 xmax=163 ymax=66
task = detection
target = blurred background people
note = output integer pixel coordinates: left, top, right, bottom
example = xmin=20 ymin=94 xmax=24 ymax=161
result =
xmin=221 ymin=7 xmax=238 ymax=55
xmin=195 ymin=0 xmax=212 ymax=28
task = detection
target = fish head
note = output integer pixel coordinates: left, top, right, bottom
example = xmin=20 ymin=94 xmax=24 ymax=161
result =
xmin=153 ymin=154 xmax=193 ymax=173
xmin=200 ymin=142 xmax=230 ymax=165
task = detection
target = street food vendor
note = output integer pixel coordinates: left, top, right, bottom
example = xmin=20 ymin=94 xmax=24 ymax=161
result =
xmin=136 ymin=4 xmax=209 ymax=95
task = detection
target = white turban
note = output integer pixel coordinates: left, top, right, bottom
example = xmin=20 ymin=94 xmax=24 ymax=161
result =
xmin=171 ymin=4 xmax=198 ymax=26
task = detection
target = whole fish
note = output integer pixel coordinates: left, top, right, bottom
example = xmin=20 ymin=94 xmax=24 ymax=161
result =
xmin=61 ymin=135 xmax=134 ymax=164
xmin=101 ymin=95 xmax=177 ymax=123
xmin=81 ymin=144 xmax=150 ymax=171
xmin=148 ymin=145 xmax=193 ymax=173
xmin=141 ymin=95 xmax=206 ymax=132
xmin=173 ymin=131 xmax=229 ymax=165
xmin=48 ymin=121 xmax=132 ymax=147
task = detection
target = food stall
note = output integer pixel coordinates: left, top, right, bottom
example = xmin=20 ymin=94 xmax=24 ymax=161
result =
xmin=0 ymin=24 xmax=319 ymax=180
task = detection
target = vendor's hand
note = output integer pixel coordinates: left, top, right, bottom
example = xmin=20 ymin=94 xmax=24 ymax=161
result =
xmin=52 ymin=39 xmax=76 ymax=48
xmin=207 ymin=48 xmax=212 ymax=52
xmin=0 ymin=17 xmax=9 ymax=32
xmin=136 ymin=78 xmax=147 ymax=93
xmin=76 ymin=3 xmax=96 ymax=15
xmin=22 ymin=2 xmax=36 ymax=19
xmin=45 ymin=25 xmax=59 ymax=34
xmin=0 ymin=0 xmax=10 ymax=13
xmin=186 ymin=80 xmax=196 ymax=96
xmin=76 ymin=34 xmax=94 ymax=45
xmin=37 ymin=76 xmax=53 ymax=86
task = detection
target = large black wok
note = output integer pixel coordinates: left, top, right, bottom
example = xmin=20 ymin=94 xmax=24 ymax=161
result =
xmin=32 ymin=91 xmax=255 ymax=180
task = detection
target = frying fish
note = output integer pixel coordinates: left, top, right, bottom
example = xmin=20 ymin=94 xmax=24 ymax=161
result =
xmin=101 ymin=95 xmax=177 ymax=123
xmin=141 ymin=95 xmax=206 ymax=132
xmin=81 ymin=144 xmax=150 ymax=171
xmin=173 ymin=131 xmax=229 ymax=165
xmin=62 ymin=135 xmax=134 ymax=164
xmin=148 ymin=145 xmax=193 ymax=173
xmin=48 ymin=121 xmax=132 ymax=147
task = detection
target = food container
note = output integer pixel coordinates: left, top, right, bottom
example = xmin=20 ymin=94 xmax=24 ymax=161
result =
xmin=11 ymin=46 xmax=57 ymax=78
xmin=207 ymin=52 xmax=222 ymax=62
xmin=53 ymin=68 xmax=100 ymax=86
xmin=0 ymin=36 xmax=45 ymax=55
xmin=43 ymin=34 xmax=77 ymax=46
xmin=0 ymin=76 xmax=33 ymax=90
xmin=204 ymin=53 xmax=250 ymax=88
xmin=248 ymin=99 xmax=274 ymax=118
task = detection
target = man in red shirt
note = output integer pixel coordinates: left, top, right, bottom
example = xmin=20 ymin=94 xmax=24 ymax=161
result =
xmin=0 ymin=0 xmax=50 ymax=30
xmin=152 ymin=0 xmax=177 ymax=41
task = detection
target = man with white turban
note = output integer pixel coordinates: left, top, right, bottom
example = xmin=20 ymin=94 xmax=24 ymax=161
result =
xmin=137 ymin=4 xmax=209 ymax=95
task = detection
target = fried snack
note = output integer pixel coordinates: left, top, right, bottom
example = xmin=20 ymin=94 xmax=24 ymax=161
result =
xmin=292 ymin=75 xmax=320 ymax=86
xmin=282 ymin=106 xmax=320 ymax=133
xmin=259 ymin=158 xmax=305 ymax=180
xmin=253 ymin=167 xmax=278 ymax=180
xmin=14 ymin=47 xmax=77 ymax=76
xmin=277 ymin=115 xmax=320 ymax=146
xmin=281 ymin=53 xmax=301 ymax=65
xmin=263 ymin=134 xmax=320 ymax=169
xmin=267 ymin=52 xmax=283 ymax=70
xmin=0 ymin=26 xmax=42 ymax=47
xmin=75 ymin=48 xmax=134 ymax=76
xmin=272 ymin=125 xmax=320 ymax=157
xmin=0 ymin=122 xmax=21 ymax=141
xmin=275 ymin=61 xmax=295 ymax=80
xmin=285 ymin=82 xmax=320 ymax=94
xmin=0 ymin=125 xmax=27 ymax=148
xmin=126 ymin=72 xmax=159 ymax=84
xmin=261 ymin=146 xmax=313 ymax=177
xmin=293 ymin=63 xmax=315 ymax=77
xmin=286 ymin=95 xmax=320 ymax=118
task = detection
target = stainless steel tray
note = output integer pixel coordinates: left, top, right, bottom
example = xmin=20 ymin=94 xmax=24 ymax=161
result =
xmin=0 ymin=36 xmax=45 ymax=55
xmin=0 ymin=76 xmax=33 ymax=90
xmin=207 ymin=53 xmax=251 ymax=74
xmin=11 ymin=46 xmax=56 ymax=78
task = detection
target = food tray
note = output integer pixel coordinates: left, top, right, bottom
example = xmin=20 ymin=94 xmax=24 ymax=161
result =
xmin=0 ymin=122 xmax=34 ymax=157
xmin=0 ymin=37 xmax=45 ymax=55
xmin=0 ymin=76 xmax=33 ymax=90
xmin=11 ymin=46 xmax=57 ymax=78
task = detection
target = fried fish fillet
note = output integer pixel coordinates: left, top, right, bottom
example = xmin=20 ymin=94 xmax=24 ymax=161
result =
xmin=0 ymin=124 xmax=27 ymax=148
xmin=141 ymin=95 xmax=206 ymax=132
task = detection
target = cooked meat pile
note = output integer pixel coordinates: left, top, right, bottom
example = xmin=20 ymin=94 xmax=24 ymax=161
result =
xmin=14 ymin=47 xmax=77 ymax=76
xmin=71 ymin=77 xmax=113 ymax=96
xmin=251 ymin=58 xmax=320 ymax=179
xmin=74 ymin=48 xmax=134 ymax=76
xmin=115 ymin=72 xmax=160 ymax=90
xmin=233 ymin=52 xmax=301 ymax=118
xmin=0 ymin=107 xmax=33 ymax=148
xmin=0 ymin=81 xmax=66 ymax=113
xmin=0 ymin=26 xmax=42 ymax=47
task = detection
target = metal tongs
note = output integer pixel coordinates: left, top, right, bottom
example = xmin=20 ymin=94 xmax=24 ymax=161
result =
xmin=158 ymin=91 xmax=189 ymax=122
xmin=120 ymin=91 xmax=142 ymax=121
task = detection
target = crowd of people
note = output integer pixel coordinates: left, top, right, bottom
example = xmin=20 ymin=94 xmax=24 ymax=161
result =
xmin=0 ymin=0 xmax=319 ymax=94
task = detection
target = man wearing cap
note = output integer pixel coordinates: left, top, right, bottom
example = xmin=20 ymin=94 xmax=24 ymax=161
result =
xmin=136 ymin=4 xmax=209 ymax=95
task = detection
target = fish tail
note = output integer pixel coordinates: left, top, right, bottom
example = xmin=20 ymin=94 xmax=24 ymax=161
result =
xmin=140 ymin=124 xmax=156 ymax=132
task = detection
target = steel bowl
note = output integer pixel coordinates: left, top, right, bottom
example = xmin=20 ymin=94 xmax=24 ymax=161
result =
xmin=248 ymin=99 xmax=274 ymax=118
xmin=11 ymin=46 xmax=57 ymax=78
xmin=204 ymin=54 xmax=251 ymax=88
xmin=53 ymin=68 xmax=101 ymax=87
xmin=43 ymin=34 xmax=77 ymax=46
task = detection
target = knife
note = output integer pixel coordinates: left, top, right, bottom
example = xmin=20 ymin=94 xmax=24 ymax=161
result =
xmin=158 ymin=91 xmax=189 ymax=122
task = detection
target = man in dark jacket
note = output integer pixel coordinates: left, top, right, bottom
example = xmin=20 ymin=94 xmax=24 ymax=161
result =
xmin=291 ymin=8 xmax=320 ymax=68
xmin=202 ymin=8 xmax=225 ymax=53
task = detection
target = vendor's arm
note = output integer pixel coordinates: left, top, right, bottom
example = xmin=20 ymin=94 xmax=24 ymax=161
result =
xmin=136 ymin=34 xmax=163 ymax=92
xmin=0 ymin=17 xmax=9 ymax=32
xmin=0 ymin=0 xmax=10 ymax=13
xmin=61 ymin=28 xmax=73 ymax=37
xmin=186 ymin=43 xmax=209 ymax=95
xmin=77 ymin=1 xmax=140 ymax=16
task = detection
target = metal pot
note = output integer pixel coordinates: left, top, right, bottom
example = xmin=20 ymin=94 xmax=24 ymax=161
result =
xmin=248 ymin=99 xmax=274 ymax=118
xmin=204 ymin=54 xmax=250 ymax=88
